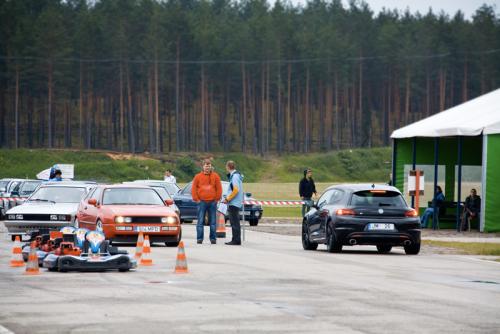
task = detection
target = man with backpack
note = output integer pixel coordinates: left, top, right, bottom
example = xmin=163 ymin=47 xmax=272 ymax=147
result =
xmin=222 ymin=160 xmax=243 ymax=246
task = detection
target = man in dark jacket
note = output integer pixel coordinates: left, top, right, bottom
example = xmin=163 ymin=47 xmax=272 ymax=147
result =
xmin=461 ymin=188 xmax=481 ymax=231
xmin=299 ymin=168 xmax=317 ymax=217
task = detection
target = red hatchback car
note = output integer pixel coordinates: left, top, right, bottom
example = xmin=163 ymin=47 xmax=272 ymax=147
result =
xmin=76 ymin=185 xmax=181 ymax=246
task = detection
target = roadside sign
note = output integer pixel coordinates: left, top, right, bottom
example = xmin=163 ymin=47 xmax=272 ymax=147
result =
xmin=408 ymin=170 xmax=424 ymax=196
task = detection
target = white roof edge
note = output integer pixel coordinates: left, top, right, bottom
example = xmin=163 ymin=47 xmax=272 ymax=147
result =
xmin=391 ymin=88 xmax=500 ymax=139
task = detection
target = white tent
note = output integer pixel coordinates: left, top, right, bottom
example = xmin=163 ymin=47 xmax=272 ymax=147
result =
xmin=391 ymin=88 xmax=500 ymax=138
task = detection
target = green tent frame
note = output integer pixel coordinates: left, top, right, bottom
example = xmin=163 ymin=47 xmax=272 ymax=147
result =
xmin=392 ymin=134 xmax=500 ymax=232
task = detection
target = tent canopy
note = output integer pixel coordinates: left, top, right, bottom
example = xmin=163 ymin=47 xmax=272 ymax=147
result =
xmin=391 ymin=88 xmax=500 ymax=138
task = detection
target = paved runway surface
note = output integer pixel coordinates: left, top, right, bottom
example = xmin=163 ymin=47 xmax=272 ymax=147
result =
xmin=1 ymin=224 xmax=500 ymax=334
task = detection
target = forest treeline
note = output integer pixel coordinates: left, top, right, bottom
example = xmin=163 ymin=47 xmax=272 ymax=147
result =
xmin=0 ymin=0 xmax=499 ymax=154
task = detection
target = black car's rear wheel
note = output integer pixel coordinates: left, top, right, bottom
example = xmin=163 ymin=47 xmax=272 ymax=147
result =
xmin=302 ymin=222 xmax=318 ymax=250
xmin=326 ymin=228 xmax=342 ymax=253
xmin=376 ymin=245 xmax=392 ymax=254
xmin=404 ymin=242 xmax=421 ymax=255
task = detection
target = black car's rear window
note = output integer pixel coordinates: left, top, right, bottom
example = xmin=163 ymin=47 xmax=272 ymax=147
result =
xmin=351 ymin=190 xmax=406 ymax=207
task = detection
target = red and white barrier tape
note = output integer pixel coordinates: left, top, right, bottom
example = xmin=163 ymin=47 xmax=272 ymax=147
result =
xmin=243 ymin=200 xmax=304 ymax=206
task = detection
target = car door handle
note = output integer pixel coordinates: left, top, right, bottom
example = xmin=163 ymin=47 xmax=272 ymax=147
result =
xmin=84 ymin=207 xmax=88 ymax=210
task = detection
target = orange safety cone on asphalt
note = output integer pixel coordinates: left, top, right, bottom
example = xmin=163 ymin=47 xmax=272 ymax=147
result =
xmin=174 ymin=241 xmax=188 ymax=274
xmin=24 ymin=242 xmax=40 ymax=275
xmin=135 ymin=232 xmax=144 ymax=259
xmin=140 ymin=235 xmax=153 ymax=266
xmin=216 ymin=212 xmax=226 ymax=238
xmin=10 ymin=236 xmax=25 ymax=267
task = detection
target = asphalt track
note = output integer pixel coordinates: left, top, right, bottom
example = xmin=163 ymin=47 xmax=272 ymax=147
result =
xmin=1 ymin=223 xmax=500 ymax=334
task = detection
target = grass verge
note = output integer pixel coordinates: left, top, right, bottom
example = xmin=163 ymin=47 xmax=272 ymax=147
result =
xmin=422 ymin=240 xmax=500 ymax=256
xmin=262 ymin=207 xmax=302 ymax=218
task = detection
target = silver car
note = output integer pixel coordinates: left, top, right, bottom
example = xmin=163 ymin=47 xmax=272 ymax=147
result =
xmin=4 ymin=182 xmax=95 ymax=241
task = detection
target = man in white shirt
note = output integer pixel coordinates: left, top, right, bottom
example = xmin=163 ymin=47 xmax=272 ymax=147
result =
xmin=164 ymin=169 xmax=176 ymax=183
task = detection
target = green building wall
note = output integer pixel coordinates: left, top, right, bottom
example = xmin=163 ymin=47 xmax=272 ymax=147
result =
xmin=485 ymin=134 xmax=500 ymax=232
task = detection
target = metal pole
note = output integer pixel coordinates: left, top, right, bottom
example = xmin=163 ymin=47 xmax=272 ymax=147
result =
xmin=242 ymin=200 xmax=246 ymax=242
xmin=456 ymin=136 xmax=463 ymax=232
xmin=392 ymin=139 xmax=397 ymax=187
xmin=411 ymin=137 xmax=417 ymax=208
xmin=432 ymin=138 xmax=439 ymax=230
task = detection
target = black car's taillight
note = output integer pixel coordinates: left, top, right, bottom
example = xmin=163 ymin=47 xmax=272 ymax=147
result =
xmin=336 ymin=208 xmax=355 ymax=216
xmin=405 ymin=209 xmax=419 ymax=217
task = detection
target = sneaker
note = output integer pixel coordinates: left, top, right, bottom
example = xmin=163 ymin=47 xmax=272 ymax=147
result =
xmin=197 ymin=240 xmax=203 ymax=244
xmin=210 ymin=239 xmax=216 ymax=244
xmin=225 ymin=241 xmax=241 ymax=245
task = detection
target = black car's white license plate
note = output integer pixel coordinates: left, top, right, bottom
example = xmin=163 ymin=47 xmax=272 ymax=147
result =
xmin=367 ymin=223 xmax=395 ymax=231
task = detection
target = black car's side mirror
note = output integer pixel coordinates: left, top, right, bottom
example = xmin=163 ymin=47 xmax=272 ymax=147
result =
xmin=11 ymin=191 xmax=19 ymax=197
xmin=246 ymin=192 xmax=252 ymax=197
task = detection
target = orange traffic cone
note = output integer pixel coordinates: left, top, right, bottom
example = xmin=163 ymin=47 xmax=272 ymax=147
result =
xmin=216 ymin=212 xmax=226 ymax=238
xmin=10 ymin=236 xmax=25 ymax=267
xmin=24 ymin=242 xmax=40 ymax=275
xmin=174 ymin=241 xmax=188 ymax=274
xmin=135 ymin=232 xmax=144 ymax=259
xmin=140 ymin=235 xmax=153 ymax=266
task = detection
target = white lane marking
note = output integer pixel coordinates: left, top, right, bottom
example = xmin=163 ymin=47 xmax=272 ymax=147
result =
xmin=0 ymin=325 xmax=15 ymax=334
xmin=458 ymin=256 xmax=500 ymax=266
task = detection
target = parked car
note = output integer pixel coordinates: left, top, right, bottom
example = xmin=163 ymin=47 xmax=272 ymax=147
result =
xmin=7 ymin=179 xmax=42 ymax=208
xmin=302 ymin=184 xmax=421 ymax=255
xmin=130 ymin=180 xmax=180 ymax=197
xmin=123 ymin=182 xmax=180 ymax=216
xmin=4 ymin=182 xmax=96 ymax=241
xmin=76 ymin=185 xmax=181 ymax=246
xmin=0 ymin=178 xmax=24 ymax=218
xmin=173 ymin=181 xmax=263 ymax=226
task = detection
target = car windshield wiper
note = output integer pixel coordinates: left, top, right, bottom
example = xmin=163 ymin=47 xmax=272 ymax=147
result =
xmin=28 ymin=198 xmax=56 ymax=204
xmin=378 ymin=203 xmax=393 ymax=207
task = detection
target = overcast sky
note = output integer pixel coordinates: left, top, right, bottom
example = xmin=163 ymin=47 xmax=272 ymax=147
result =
xmin=273 ymin=0 xmax=499 ymax=19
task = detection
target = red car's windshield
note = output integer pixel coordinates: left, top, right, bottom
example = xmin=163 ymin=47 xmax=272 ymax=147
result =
xmin=102 ymin=188 xmax=164 ymax=205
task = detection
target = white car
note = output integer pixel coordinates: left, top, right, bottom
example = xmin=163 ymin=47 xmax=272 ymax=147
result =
xmin=4 ymin=182 xmax=95 ymax=241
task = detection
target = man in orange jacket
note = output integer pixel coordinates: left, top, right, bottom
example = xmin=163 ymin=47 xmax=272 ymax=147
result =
xmin=192 ymin=159 xmax=222 ymax=244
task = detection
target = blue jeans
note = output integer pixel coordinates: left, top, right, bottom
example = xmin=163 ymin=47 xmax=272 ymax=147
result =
xmin=196 ymin=201 xmax=217 ymax=241
xmin=421 ymin=207 xmax=438 ymax=228
xmin=302 ymin=198 xmax=313 ymax=217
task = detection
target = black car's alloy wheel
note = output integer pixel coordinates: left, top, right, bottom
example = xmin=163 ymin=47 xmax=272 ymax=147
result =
xmin=376 ymin=245 xmax=392 ymax=254
xmin=404 ymin=241 xmax=421 ymax=255
xmin=302 ymin=222 xmax=318 ymax=250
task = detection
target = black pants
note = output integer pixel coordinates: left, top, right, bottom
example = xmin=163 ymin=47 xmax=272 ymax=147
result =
xmin=228 ymin=205 xmax=241 ymax=243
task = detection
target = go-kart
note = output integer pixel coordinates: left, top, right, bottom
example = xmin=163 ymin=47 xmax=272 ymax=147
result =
xmin=43 ymin=230 xmax=137 ymax=272
xmin=21 ymin=227 xmax=82 ymax=266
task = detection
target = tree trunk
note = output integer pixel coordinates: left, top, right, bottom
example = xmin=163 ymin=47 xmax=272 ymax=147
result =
xmin=14 ymin=65 xmax=20 ymax=148
xmin=47 ymin=61 xmax=53 ymax=148
xmin=241 ymin=62 xmax=247 ymax=152
xmin=175 ymin=39 xmax=181 ymax=151
xmin=462 ymin=58 xmax=468 ymax=102
xmin=119 ymin=62 xmax=124 ymax=151
xmin=154 ymin=57 xmax=160 ymax=153
xmin=126 ymin=65 xmax=135 ymax=153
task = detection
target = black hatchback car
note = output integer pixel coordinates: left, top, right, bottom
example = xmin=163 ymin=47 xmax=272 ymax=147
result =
xmin=302 ymin=184 xmax=421 ymax=255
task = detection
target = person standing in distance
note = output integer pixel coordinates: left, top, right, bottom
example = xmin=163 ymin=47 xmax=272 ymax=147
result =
xmin=299 ymin=168 xmax=317 ymax=217
xmin=192 ymin=159 xmax=222 ymax=244
xmin=164 ymin=169 xmax=176 ymax=183
xmin=222 ymin=161 xmax=243 ymax=246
